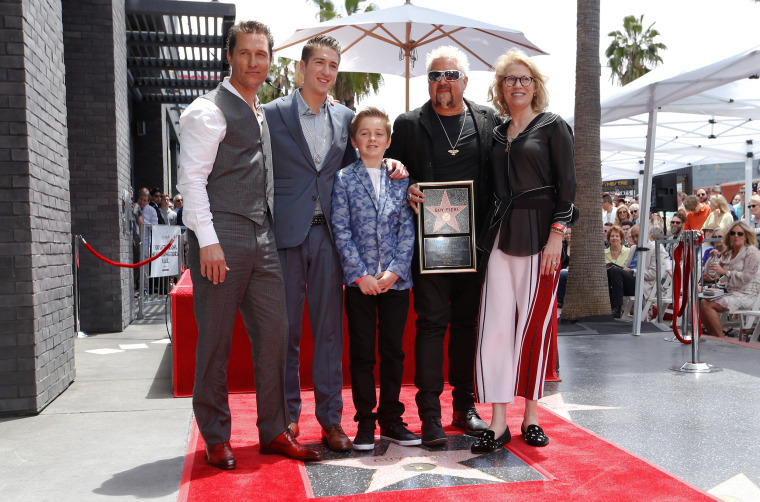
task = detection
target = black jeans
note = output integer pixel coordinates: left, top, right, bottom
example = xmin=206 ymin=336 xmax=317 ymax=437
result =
xmin=607 ymin=266 xmax=636 ymax=307
xmin=345 ymin=287 xmax=409 ymax=428
xmin=412 ymin=271 xmax=481 ymax=419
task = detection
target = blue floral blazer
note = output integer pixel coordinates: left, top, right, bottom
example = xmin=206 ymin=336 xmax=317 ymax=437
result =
xmin=331 ymin=159 xmax=414 ymax=290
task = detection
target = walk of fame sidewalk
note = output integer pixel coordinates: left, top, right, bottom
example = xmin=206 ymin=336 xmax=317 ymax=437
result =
xmin=2 ymin=305 xmax=760 ymax=501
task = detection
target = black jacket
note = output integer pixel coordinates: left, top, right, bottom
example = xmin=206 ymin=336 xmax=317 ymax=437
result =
xmin=386 ymin=99 xmax=500 ymax=227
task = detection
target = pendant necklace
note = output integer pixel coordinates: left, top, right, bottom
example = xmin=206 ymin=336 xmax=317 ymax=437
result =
xmin=435 ymin=109 xmax=466 ymax=156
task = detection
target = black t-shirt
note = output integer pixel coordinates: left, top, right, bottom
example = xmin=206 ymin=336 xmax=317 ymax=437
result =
xmin=431 ymin=110 xmax=478 ymax=182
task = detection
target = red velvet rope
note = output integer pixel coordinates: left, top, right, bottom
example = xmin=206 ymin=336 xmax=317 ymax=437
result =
xmin=671 ymin=235 xmax=703 ymax=343
xmin=80 ymin=236 xmax=176 ymax=269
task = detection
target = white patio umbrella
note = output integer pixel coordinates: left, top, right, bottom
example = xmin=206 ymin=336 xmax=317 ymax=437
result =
xmin=274 ymin=0 xmax=545 ymax=111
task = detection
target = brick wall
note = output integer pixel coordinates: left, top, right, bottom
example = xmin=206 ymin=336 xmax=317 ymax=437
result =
xmin=63 ymin=0 xmax=132 ymax=332
xmin=0 ymin=0 xmax=74 ymax=414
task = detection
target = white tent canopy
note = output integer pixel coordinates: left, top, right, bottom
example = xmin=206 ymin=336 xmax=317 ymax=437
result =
xmin=570 ymin=45 xmax=760 ymax=334
xmin=569 ymin=45 xmax=760 ymax=181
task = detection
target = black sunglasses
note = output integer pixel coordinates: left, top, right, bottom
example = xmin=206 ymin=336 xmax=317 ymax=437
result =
xmin=730 ymin=231 xmax=745 ymax=236
xmin=427 ymin=70 xmax=463 ymax=82
xmin=749 ymin=204 xmax=758 ymax=208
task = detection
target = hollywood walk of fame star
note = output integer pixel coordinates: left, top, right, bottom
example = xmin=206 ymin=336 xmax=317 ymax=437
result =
xmin=317 ymin=442 xmax=504 ymax=493
xmin=425 ymin=190 xmax=465 ymax=232
xmin=539 ymin=393 xmax=621 ymax=420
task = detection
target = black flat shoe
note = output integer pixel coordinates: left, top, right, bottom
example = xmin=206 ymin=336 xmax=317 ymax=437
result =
xmin=521 ymin=423 xmax=549 ymax=447
xmin=470 ymin=428 xmax=511 ymax=453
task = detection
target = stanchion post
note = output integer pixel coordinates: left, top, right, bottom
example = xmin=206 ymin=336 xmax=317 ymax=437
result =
xmin=138 ymin=223 xmax=146 ymax=320
xmin=671 ymin=230 xmax=721 ymax=373
xmin=73 ymin=234 xmax=88 ymax=338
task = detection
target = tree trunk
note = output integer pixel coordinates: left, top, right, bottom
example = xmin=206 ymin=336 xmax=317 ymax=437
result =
xmin=562 ymin=0 xmax=610 ymax=320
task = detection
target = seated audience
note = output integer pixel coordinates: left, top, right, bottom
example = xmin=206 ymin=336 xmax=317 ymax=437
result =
xmin=702 ymin=195 xmax=733 ymax=231
xmin=614 ymin=205 xmax=631 ymax=227
xmin=700 ymin=227 xmax=715 ymax=267
xmin=603 ymin=222 xmax=613 ymax=248
xmin=607 ymin=225 xmax=670 ymax=318
xmin=650 ymin=211 xmax=664 ymax=229
xmin=605 ymin=226 xmax=630 ymax=267
xmin=732 ymin=194 xmax=743 ymax=219
xmin=620 ymin=220 xmax=633 ymax=246
xmin=699 ymin=221 xmax=760 ymax=337
xmin=629 ymin=203 xmax=640 ymax=224
xmin=683 ymin=195 xmax=710 ymax=231
xmin=668 ymin=211 xmax=686 ymax=239
xmin=702 ymin=228 xmax=725 ymax=283
xmin=747 ymin=194 xmax=760 ymax=241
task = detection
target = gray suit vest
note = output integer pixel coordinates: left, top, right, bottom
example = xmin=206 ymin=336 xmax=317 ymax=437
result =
xmin=200 ymin=85 xmax=267 ymax=225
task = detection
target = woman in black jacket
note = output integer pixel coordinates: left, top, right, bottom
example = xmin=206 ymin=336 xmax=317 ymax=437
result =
xmin=472 ymin=49 xmax=576 ymax=453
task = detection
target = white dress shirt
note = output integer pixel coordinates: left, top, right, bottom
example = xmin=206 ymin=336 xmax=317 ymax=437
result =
xmin=176 ymin=78 xmax=263 ymax=248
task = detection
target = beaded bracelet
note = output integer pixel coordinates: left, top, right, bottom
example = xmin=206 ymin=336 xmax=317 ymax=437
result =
xmin=550 ymin=227 xmax=565 ymax=236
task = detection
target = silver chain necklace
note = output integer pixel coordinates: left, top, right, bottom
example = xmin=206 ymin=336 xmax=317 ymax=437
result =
xmin=435 ymin=109 xmax=466 ymax=156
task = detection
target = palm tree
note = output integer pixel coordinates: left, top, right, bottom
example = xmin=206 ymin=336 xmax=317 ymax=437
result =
xmin=310 ymin=0 xmax=384 ymax=110
xmin=561 ymin=0 xmax=610 ymax=320
xmin=260 ymin=57 xmax=294 ymax=104
xmin=606 ymin=15 xmax=667 ymax=86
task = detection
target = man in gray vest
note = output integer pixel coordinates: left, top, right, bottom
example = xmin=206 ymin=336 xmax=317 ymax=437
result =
xmin=177 ymin=20 xmax=320 ymax=470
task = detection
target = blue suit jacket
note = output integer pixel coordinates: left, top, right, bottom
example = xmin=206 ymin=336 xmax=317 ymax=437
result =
xmin=331 ymin=159 xmax=415 ymax=290
xmin=261 ymin=93 xmax=358 ymax=249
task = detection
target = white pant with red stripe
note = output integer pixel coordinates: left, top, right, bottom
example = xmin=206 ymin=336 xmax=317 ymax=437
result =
xmin=475 ymin=247 xmax=558 ymax=404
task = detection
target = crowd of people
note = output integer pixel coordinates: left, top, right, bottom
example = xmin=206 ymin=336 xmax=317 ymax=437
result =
xmin=597 ymin=186 xmax=760 ymax=330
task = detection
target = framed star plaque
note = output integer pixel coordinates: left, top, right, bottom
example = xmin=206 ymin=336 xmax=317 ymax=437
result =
xmin=417 ymin=181 xmax=476 ymax=274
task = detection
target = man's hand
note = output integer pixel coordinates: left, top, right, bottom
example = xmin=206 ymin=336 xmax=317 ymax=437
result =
xmin=406 ymin=184 xmax=424 ymax=214
xmin=199 ymin=243 xmax=229 ymax=285
xmin=385 ymin=158 xmax=408 ymax=179
xmin=376 ymin=271 xmax=399 ymax=292
xmin=358 ymin=275 xmax=382 ymax=295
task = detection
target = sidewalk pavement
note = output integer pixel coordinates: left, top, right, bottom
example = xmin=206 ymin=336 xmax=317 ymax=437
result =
xmin=0 ymin=306 xmax=193 ymax=502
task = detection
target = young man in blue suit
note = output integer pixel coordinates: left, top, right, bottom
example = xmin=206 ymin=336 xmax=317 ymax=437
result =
xmin=261 ymin=36 xmax=406 ymax=452
xmin=331 ymin=108 xmax=418 ymax=450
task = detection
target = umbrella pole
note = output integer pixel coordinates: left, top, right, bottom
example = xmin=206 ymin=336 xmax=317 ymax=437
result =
xmin=405 ymin=23 xmax=411 ymax=112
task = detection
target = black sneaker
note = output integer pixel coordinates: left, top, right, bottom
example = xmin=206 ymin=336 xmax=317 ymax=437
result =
xmin=353 ymin=421 xmax=376 ymax=451
xmin=611 ymin=306 xmax=622 ymax=319
xmin=452 ymin=408 xmax=488 ymax=435
xmin=380 ymin=422 xmax=422 ymax=446
xmin=421 ymin=417 xmax=447 ymax=446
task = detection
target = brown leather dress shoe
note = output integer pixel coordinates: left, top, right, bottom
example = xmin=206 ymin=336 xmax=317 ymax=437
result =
xmin=322 ymin=424 xmax=352 ymax=452
xmin=260 ymin=430 xmax=322 ymax=461
xmin=288 ymin=421 xmax=300 ymax=438
xmin=205 ymin=441 xmax=236 ymax=470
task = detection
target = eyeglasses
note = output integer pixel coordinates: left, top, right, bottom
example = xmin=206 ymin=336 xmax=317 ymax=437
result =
xmin=697 ymin=193 xmax=707 ymax=197
xmin=749 ymin=204 xmax=758 ymax=208
xmin=630 ymin=210 xmax=638 ymax=213
xmin=503 ymin=75 xmax=535 ymax=87
xmin=730 ymin=231 xmax=745 ymax=236
xmin=427 ymin=70 xmax=464 ymax=82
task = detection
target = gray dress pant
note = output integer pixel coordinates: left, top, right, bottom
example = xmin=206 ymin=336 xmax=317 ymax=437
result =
xmin=188 ymin=212 xmax=289 ymax=445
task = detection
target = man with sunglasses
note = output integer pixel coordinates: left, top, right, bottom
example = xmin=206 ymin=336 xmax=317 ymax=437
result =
xmin=385 ymin=46 xmax=498 ymax=445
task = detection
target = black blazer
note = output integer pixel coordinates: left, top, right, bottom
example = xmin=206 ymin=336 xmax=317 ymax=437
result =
xmin=386 ymin=99 xmax=499 ymax=226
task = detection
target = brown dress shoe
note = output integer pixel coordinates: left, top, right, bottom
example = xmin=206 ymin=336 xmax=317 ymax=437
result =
xmin=322 ymin=424 xmax=352 ymax=452
xmin=260 ymin=430 xmax=322 ymax=461
xmin=205 ymin=441 xmax=236 ymax=470
xmin=288 ymin=421 xmax=300 ymax=438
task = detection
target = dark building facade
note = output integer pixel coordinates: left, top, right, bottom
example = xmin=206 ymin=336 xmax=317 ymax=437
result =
xmin=0 ymin=0 xmax=233 ymax=415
